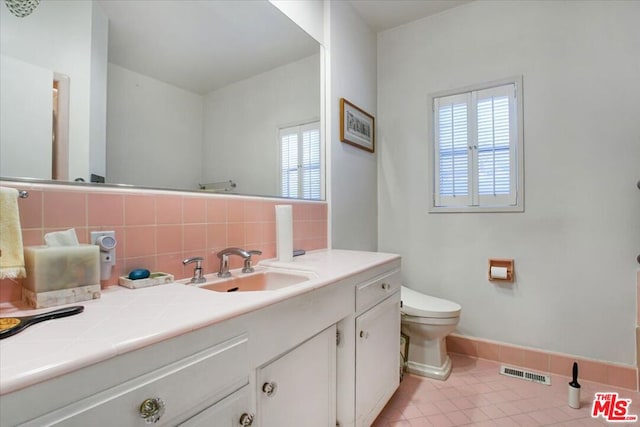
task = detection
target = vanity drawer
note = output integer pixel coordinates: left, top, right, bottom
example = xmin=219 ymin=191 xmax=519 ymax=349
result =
xmin=355 ymin=269 xmax=401 ymax=313
xmin=21 ymin=334 xmax=249 ymax=427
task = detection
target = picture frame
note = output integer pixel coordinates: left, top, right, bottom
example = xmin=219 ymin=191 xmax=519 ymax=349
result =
xmin=340 ymin=98 xmax=375 ymax=153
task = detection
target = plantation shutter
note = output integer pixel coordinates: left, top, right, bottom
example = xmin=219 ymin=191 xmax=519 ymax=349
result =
xmin=432 ymin=81 xmax=519 ymax=209
xmin=279 ymin=122 xmax=321 ymax=200
xmin=475 ymin=84 xmax=517 ymax=206
xmin=434 ymin=92 xmax=472 ymax=207
xmin=280 ymin=128 xmax=299 ymax=198
xmin=300 ymin=123 xmax=321 ymax=200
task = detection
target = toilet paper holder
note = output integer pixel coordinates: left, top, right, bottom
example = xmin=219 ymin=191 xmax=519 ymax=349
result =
xmin=488 ymin=258 xmax=514 ymax=282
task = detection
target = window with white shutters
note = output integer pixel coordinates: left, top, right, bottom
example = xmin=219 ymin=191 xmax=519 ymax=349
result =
xmin=430 ymin=77 xmax=523 ymax=212
xmin=280 ymin=122 xmax=321 ymax=200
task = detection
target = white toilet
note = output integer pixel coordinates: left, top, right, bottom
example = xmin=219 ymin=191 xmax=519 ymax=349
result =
xmin=401 ymin=285 xmax=462 ymax=380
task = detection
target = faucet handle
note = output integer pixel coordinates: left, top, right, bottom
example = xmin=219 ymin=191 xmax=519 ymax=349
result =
xmin=183 ymin=256 xmax=203 ymax=267
xmin=183 ymin=257 xmax=206 ymax=284
xmin=242 ymin=250 xmax=263 ymax=274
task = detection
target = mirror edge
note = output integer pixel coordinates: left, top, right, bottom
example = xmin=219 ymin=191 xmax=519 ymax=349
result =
xmin=0 ymin=176 xmax=328 ymax=202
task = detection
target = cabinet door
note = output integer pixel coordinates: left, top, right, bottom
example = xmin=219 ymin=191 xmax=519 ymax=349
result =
xmin=178 ymin=386 xmax=251 ymax=427
xmin=355 ymin=294 xmax=400 ymax=427
xmin=257 ymin=325 xmax=336 ymax=427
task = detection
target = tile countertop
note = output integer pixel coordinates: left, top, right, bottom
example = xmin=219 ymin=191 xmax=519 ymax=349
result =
xmin=0 ymin=249 xmax=400 ymax=395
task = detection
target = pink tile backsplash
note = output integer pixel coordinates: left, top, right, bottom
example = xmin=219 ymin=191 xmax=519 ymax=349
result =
xmin=226 ymin=223 xmax=245 ymax=247
xmin=1 ymin=180 xmax=327 ymax=299
xmin=206 ymin=198 xmax=227 ymax=223
xmin=44 ymin=191 xmax=86 ymax=228
xmin=156 ymin=195 xmax=183 ymax=224
xmin=124 ymin=194 xmax=156 ymax=226
xmin=183 ymin=224 xmax=207 ymax=252
xmin=244 ymin=200 xmax=263 ymax=222
xmin=18 ymin=189 xmax=42 ymax=228
xmin=88 ymin=193 xmax=124 ymax=226
xmin=182 ymin=197 xmax=206 ymax=224
xmin=124 ymin=226 xmax=156 ymax=259
xmin=227 ymin=199 xmax=245 ymax=223
xmin=244 ymin=222 xmax=262 ymax=246
xmin=156 ymin=225 xmax=183 ymax=255
xmin=206 ymin=223 xmax=227 ymax=250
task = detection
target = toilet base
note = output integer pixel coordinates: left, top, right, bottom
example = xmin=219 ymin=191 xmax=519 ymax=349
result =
xmin=407 ymin=355 xmax=452 ymax=380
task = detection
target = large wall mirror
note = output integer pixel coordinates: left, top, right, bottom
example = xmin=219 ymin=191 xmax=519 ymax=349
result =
xmin=0 ymin=0 xmax=324 ymax=199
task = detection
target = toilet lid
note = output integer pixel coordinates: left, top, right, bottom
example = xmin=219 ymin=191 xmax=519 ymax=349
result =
xmin=401 ymin=286 xmax=461 ymax=318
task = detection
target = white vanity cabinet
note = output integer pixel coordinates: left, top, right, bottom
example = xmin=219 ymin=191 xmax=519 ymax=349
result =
xmin=1 ymin=251 xmax=403 ymax=427
xmin=337 ymin=265 xmax=402 ymax=427
xmin=355 ymin=294 xmax=400 ymax=426
xmin=179 ymin=385 xmax=251 ymax=427
xmin=257 ymin=325 xmax=336 ymax=426
xmin=9 ymin=333 xmax=251 ymax=427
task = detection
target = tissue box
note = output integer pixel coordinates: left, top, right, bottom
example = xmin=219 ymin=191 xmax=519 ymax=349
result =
xmin=22 ymin=245 xmax=101 ymax=308
xmin=118 ymin=272 xmax=174 ymax=289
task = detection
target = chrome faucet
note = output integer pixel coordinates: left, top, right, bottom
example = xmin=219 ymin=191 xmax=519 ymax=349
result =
xmin=183 ymin=256 xmax=206 ymax=283
xmin=242 ymin=250 xmax=263 ymax=273
xmin=216 ymin=248 xmax=262 ymax=278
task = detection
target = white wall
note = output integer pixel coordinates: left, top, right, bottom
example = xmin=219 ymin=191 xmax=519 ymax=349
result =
xmin=89 ymin=4 xmax=109 ymax=180
xmin=327 ymin=1 xmax=378 ymax=250
xmin=269 ymin=0 xmax=324 ymax=45
xmin=107 ymin=54 xmax=319 ymax=194
xmin=202 ymin=54 xmax=320 ymax=196
xmin=378 ymin=0 xmax=640 ymax=365
xmin=0 ymin=56 xmax=52 ymax=179
xmin=106 ymin=64 xmax=204 ymax=190
xmin=0 ymin=0 xmax=107 ymax=182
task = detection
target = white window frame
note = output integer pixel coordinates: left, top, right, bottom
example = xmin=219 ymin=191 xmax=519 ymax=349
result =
xmin=279 ymin=121 xmax=322 ymax=200
xmin=428 ymin=76 xmax=524 ymax=213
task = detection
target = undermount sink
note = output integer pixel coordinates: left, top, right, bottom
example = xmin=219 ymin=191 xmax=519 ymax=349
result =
xmin=198 ymin=270 xmax=312 ymax=292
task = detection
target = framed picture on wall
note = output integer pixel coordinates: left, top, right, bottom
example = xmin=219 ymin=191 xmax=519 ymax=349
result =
xmin=340 ymin=98 xmax=375 ymax=153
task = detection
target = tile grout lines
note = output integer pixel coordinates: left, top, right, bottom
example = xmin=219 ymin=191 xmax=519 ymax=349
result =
xmin=373 ymin=354 xmax=640 ymax=427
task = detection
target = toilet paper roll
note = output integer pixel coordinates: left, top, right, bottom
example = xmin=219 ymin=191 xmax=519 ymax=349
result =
xmin=275 ymin=205 xmax=293 ymax=262
xmin=490 ymin=266 xmax=508 ymax=280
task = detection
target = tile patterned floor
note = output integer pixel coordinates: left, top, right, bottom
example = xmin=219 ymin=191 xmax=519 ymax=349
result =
xmin=373 ymin=354 xmax=640 ymax=426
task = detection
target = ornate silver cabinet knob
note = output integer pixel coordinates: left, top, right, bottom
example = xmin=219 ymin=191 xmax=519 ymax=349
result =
xmin=239 ymin=413 xmax=255 ymax=426
xmin=139 ymin=397 xmax=165 ymax=424
xmin=262 ymin=381 xmax=277 ymax=397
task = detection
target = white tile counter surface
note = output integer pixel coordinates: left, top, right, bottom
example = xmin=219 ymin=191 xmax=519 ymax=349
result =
xmin=0 ymin=249 xmax=399 ymax=395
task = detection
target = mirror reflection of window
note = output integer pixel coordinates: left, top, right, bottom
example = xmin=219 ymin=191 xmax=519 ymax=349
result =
xmin=280 ymin=122 xmax=321 ymax=200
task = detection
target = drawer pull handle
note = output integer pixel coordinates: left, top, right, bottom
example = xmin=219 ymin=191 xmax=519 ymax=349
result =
xmin=239 ymin=413 xmax=255 ymax=426
xmin=139 ymin=397 xmax=165 ymax=424
xmin=381 ymin=283 xmax=391 ymax=291
xmin=360 ymin=330 xmax=369 ymax=339
xmin=262 ymin=381 xmax=277 ymax=397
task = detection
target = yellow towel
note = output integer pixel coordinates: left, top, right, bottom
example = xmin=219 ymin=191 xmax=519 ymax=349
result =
xmin=0 ymin=187 xmax=26 ymax=279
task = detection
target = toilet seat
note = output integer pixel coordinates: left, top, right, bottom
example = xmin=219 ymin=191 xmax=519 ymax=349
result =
xmin=401 ymin=286 xmax=461 ymax=319
xmin=402 ymin=314 xmax=459 ymax=326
